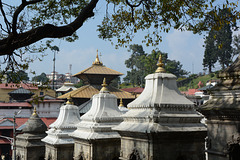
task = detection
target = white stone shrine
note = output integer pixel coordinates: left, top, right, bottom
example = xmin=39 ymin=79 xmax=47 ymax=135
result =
xmin=41 ymin=97 xmax=81 ymax=160
xmin=70 ymin=78 xmax=123 ymax=160
xmin=114 ymin=55 xmax=207 ymax=160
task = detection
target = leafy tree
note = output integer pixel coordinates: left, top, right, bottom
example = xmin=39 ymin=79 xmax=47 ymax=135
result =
xmin=0 ymin=0 xmax=239 ymax=71
xmin=124 ymin=45 xmax=189 ymax=86
xmin=165 ymin=59 xmax=189 ymax=78
xmin=215 ymin=20 xmax=233 ymax=69
xmin=6 ymin=70 xmax=29 ymax=83
xmin=74 ymin=80 xmax=84 ymax=88
xmin=203 ymin=29 xmax=218 ymax=73
xmin=203 ymin=8 xmax=236 ymax=71
xmin=144 ymin=50 xmax=188 ymax=78
xmin=110 ymin=77 xmax=121 ymax=88
xmin=143 ymin=50 xmax=167 ymax=74
xmin=124 ymin=44 xmax=146 ymax=87
xmin=32 ymin=72 xmax=49 ymax=84
xmin=233 ymin=34 xmax=240 ymax=57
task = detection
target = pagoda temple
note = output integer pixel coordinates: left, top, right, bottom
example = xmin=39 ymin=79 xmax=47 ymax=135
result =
xmin=58 ymin=51 xmax=135 ymax=106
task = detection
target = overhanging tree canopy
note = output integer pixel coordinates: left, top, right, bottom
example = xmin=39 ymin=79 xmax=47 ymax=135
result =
xmin=0 ymin=0 xmax=239 ymax=60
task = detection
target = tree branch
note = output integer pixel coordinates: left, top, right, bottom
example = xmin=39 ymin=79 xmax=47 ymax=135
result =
xmin=125 ymin=0 xmax=142 ymax=8
xmin=0 ymin=0 xmax=99 ymax=56
xmin=12 ymin=0 xmax=44 ymax=35
xmin=0 ymin=0 xmax=11 ymax=33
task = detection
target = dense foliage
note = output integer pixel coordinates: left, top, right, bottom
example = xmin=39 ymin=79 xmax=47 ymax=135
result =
xmin=203 ymin=8 xmax=239 ymax=72
xmin=124 ymin=44 xmax=189 ymax=87
xmin=32 ymin=72 xmax=49 ymax=84
xmin=5 ymin=70 xmax=29 ymax=83
xmin=203 ymin=29 xmax=218 ymax=73
xmin=0 ymin=0 xmax=239 ymax=70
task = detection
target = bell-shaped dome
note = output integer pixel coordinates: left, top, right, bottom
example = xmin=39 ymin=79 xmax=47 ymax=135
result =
xmin=114 ymin=55 xmax=206 ymax=133
xmin=70 ymin=78 xmax=123 ymax=140
xmin=42 ymin=97 xmax=81 ymax=145
xmin=22 ymin=108 xmax=47 ymax=134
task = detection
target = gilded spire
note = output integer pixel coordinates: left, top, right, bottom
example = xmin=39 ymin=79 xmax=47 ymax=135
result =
xmin=155 ymin=54 xmax=166 ymax=73
xmin=100 ymin=78 xmax=109 ymax=92
xmin=93 ymin=49 xmax=103 ymax=65
xmin=32 ymin=106 xmax=37 ymax=116
xmin=66 ymin=94 xmax=74 ymax=105
xmin=119 ymin=98 xmax=124 ymax=107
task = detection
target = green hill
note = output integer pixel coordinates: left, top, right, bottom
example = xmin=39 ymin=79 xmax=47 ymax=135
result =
xmin=177 ymin=73 xmax=219 ymax=91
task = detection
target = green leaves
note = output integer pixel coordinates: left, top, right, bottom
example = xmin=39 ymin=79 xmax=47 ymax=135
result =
xmin=203 ymin=8 xmax=235 ymax=72
xmin=98 ymin=0 xmax=240 ymax=48
xmin=124 ymin=44 xmax=189 ymax=86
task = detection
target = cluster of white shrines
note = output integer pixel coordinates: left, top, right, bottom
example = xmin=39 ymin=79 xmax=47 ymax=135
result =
xmin=15 ymin=55 xmax=207 ymax=160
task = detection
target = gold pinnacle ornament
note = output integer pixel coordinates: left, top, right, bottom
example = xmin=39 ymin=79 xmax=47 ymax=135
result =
xmin=93 ymin=49 xmax=103 ymax=65
xmin=100 ymin=78 xmax=109 ymax=92
xmin=32 ymin=106 xmax=37 ymax=116
xmin=66 ymin=94 xmax=74 ymax=105
xmin=119 ymin=98 xmax=124 ymax=107
xmin=155 ymin=54 xmax=166 ymax=73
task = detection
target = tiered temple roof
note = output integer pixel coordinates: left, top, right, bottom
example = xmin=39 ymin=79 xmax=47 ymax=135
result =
xmin=73 ymin=51 xmax=123 ymax=85
xmin=58 ymin=51 xmax=135 ymax=101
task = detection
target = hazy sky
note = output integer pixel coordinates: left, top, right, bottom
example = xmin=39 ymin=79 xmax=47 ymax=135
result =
xmin=22 ymin=2 xmax=222 ymax=79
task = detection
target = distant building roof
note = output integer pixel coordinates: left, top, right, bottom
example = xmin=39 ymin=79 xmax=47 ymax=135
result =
xmin=121 ymin=87 xmax=144 ymax=94
xmin=181 ymin=89 xmax=199 ymax=96
xmin=8 ymin=87 xmax=34 ymax=95
xmin=8 ymin=87 xmax=35 ymax=101
xmin=198 ymin=85 xmax=214 ymax=91
xmin=27 ymin=95 xmax=64 ymax=103
xmin=56 ymin=82 xmax=77 ymax=92
xmin=0 ymin=102 xmax=32 ymax=108
xmin=0 ymin=82 xmax=38 ymax=90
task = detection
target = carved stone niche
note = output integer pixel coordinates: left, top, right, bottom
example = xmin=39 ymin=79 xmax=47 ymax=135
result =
xmin=128 ymin=148 xmax=141 ymax=160
xmin=227 ymin=135 xmax=240 ymax=160
xmin=47 ymin=153 xmax=52 ymax=160
xmin=76 ymin=152 xmax=84 ymax=160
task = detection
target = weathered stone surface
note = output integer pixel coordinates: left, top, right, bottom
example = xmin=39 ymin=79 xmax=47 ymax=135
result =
xmin=114 ymin=71 xmax=207 ymax=160
xmin=45 ymin=144 xmax=74 ymax=160
xmin=42 ymin=102 xmax=81 ymax=160
xmin=199 ymin=55 xmax=240 ymax=160
xmin=70 ymin=81 xmax=123 ymax=160
xmin=16 ymin=111 xmax=47 ymax=160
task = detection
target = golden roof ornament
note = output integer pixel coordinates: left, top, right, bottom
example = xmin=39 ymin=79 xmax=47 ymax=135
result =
xmin=93 ymin=50 xmax=103 ymax=65
xmin=119 ymin=98 xmax=124 ymax=107
xmin=100 ymin=78 xmax=109 ymax=92
xmin=66 ymin=94 xmax=74 ymax=105
xmin=32 ymin=106 xmax=37 ymax=116
xmin=155 ymin=54 xmax=166 ymax=73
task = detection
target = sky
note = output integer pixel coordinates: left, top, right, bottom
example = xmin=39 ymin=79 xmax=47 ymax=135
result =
xmin=9 ymin=1 xmax=226 ymax=79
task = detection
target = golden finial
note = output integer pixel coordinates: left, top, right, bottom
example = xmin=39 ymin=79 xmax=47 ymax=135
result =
xmin=119 ymin=98 xmax=124 ymax=107
xmin=93 ymin=50 xmax=103 ymax=65
xmin=100 ymin=78 xmax=109 ymax=92
xmin=155 ymin=54 xmax=166 ymax=73
xmin=66 ymin=94 xmax=74 ymax=105
xmin=32 ymin=106 xmax=37 ymax=116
